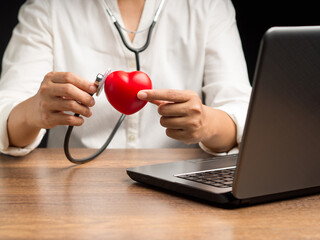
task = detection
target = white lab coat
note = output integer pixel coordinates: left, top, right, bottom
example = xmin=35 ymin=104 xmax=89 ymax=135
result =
xmin=0 ymin=0 xmax=251 ymax=156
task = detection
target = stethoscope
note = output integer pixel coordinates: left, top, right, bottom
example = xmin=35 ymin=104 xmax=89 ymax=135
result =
xmin=64 ymin=0 xmax=166 ymax=164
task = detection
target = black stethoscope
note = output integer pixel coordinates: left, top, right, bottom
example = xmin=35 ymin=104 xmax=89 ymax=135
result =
xmin=64 ymin=0 xmax=166 ymax=164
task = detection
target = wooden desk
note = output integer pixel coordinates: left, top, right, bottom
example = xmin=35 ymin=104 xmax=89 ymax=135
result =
xmin=0 ymin=148 xmax=319 ymax=240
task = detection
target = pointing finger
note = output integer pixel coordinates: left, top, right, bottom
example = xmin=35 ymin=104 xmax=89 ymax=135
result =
xmin=137 ymin=89 xmax=192 ymax=103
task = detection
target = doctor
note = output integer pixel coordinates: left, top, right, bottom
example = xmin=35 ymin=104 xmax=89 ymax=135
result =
xmin=0 ymin=0 xmax=251 ymax=156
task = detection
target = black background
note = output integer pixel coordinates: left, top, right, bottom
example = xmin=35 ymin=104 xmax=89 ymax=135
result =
xmin=0 ymin=0 xmax=25 ymax=75
xmin=0 ymin=1 xmax=319 ymax=83
xmin=232 ymin=0 xmax=319 ymax=81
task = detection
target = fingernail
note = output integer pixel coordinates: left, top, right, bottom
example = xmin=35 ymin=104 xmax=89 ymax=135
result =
xmin=90 ymin=98 xmax=95 ymax=106
xmin=89 ymin=85 xmax=97 ymax=93
xmin=137 ymin=91 xmax=147 ymax=100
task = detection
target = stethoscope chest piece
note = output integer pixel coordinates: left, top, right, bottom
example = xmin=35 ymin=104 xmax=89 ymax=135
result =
xmin=95 ymin=68 xmax=111 ymax=96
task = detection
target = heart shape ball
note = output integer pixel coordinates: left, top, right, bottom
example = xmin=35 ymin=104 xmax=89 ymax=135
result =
xmin=104 ymin=71 xmax=152 ymax=115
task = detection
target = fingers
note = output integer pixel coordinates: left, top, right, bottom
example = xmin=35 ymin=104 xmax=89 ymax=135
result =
xmin=160 ymin=115 xmax=202 ymax=133
xmin=42 ymin=71 xmax=96 ymax=108
xmin=50 ymin=83 xmax=95 ymax=107
xmin=138 ymin=89 xmax=205 ymax=145
xmin=160 ymin=116 xmax=185 ymax=129
xmin=165 ymin=128 xmax=201 ymax=145
xmin=166 ymin=128 xmax=186 ymax=141
xmin=42 ymin=72 xmax=96 ymax=104
xmin=35 ymin=71 xmax=97 ymax=129
xmin=138 ymin=89 xmax=201 ymax=117
xmin=148 ymin=100 xmax=168 ymax=106
xmin=54 ymin=98 xmax=93 ymax=117
xmin=46 ymin=72 xmax=97 ymax=95
xmin=45 ymin=112 xmax=85 ymax=127
xmin=157 ymin=102 xmax=189 ymax=117
xmin=137 ymin=89 xmax=194 ymax=103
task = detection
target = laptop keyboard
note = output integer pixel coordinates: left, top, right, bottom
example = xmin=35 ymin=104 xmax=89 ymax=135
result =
xmin=175 ymin=166 xmax=236 ymax=188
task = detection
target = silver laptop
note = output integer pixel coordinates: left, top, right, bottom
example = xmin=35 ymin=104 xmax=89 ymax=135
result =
xmin=126 ymin=26 xmax=320 ymax=208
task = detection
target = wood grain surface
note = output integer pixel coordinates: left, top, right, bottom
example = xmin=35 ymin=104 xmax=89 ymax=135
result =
xmin=0 ymin=148 xmax=319 ymax=240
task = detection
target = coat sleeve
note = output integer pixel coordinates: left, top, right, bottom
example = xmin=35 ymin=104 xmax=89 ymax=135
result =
xmin=200 ymin=0 xmax=252 ymax=155
xmin=0 ymin=0 xmax=52 ymax=156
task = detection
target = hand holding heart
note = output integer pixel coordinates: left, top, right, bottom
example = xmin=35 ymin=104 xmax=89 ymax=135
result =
xmin=104 ymin=71 xmax=212 ymax=145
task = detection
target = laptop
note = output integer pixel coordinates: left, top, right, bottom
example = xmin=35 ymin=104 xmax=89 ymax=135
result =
xmin=126 ymin=26 xmax=320 ymax=208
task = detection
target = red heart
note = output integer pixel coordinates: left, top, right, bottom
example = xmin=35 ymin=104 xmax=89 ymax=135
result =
xmin=104 ymin=71 xmax=152 ymax=115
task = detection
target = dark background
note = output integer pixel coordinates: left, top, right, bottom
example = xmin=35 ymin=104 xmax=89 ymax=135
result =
xmin=0 ymin=0 xmax=26 ymax=75
xmin=0 ymin=1 xmax=319 ymax=82
xmin=231 ymin=1 xmax=319 ymax=81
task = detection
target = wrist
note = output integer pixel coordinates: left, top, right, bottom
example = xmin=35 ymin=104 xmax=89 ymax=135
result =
xmin=24 ymin=96 xmax=42 ymax=131
xmin=200 ymin=106 xmax=237 ymax=153
xmin=8 ymin=97 xmax=42 ymax=147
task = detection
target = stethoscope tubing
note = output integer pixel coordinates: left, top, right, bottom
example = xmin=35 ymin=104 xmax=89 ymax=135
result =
xmin=113 ymin=20 xmax=156 ymax=71
xmin=64 ymin=113 xmax=126 ymax=164
xmin=64 ymin=1 xmax=165 ymax=164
